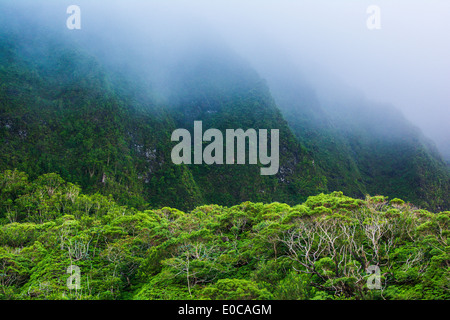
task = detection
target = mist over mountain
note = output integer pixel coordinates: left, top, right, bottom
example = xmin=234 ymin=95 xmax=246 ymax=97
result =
xmin=0 ymin=2 xmax=326 ymax=211
xmin=0 ymin=0 xmax=449 ymax=211
xmin=1 ymin=0 xmax=450 ymax=303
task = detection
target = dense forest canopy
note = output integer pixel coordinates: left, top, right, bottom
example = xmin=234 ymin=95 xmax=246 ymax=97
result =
xmin=0 ymin=170 xmax=448 ymax=300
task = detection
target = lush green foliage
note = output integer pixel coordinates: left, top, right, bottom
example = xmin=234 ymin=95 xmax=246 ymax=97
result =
xmin=0 ymin=170 xmax=448 ymax=300
xmin=0 ymin=7 xmax=448 ymax=301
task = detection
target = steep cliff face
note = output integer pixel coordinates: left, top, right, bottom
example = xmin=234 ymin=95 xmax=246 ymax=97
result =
xmin=0 ymin=24 xmax=327 ymax=211
xmin=257 ymin=58 xmax=450 ymax=211
xmin=0 ymin=12 xmax=448 ymax=211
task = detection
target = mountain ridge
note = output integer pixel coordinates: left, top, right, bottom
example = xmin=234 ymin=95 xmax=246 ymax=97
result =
xmin=0 ymin=16 xmax=448 ymax=211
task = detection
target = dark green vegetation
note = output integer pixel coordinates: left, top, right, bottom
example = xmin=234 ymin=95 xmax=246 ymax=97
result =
xmin=0 ymin=19 xmax=326 ymax=212
xmin=263 ymin=63 xmax=450 ymax=212
xmin=0 ymin=170 xmax=448 ymax=300
xmin=0 ymin=20 xmax=448 ymax=212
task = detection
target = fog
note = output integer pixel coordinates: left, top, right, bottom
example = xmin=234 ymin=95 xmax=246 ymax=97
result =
xmin=3 ymin=0 xmax=450 ymax=159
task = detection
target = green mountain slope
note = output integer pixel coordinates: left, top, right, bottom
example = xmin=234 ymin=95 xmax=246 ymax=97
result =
xmin=0 ymin=23 xmax=326 ymax=211
xmin=0 ymin=8 xmax=448 ymax=212
xmin=163 ymin=43 xmax=326 ymax=205
xmin=261 ymin=61 xmax=450 ymax=211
